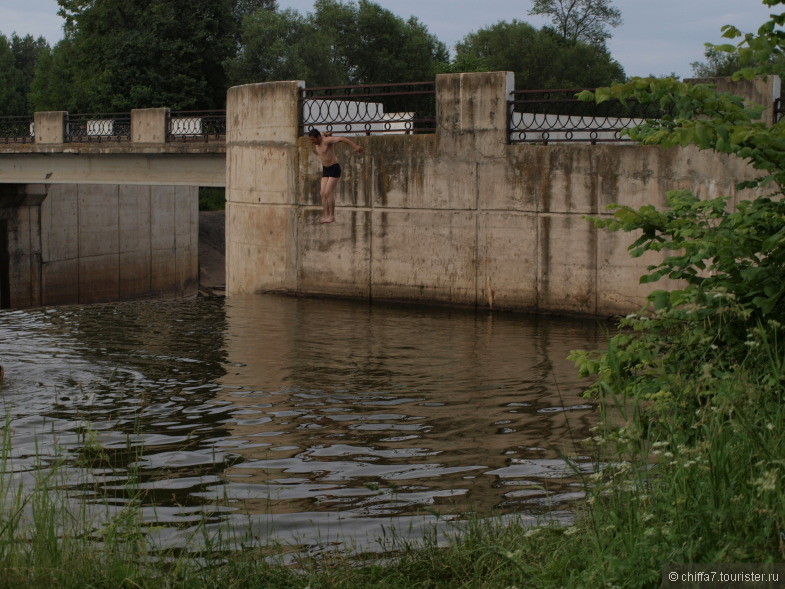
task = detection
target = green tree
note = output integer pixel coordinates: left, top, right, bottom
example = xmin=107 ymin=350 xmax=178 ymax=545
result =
xmin=10 ymin=34 xmax=50 ymax=113
xmin=232 ymin=0 xmax=277 ymax=20
xmin=226 ymin=8 xmax=328 ymax=85
xmin=575 ymin=0 xmax=785 ymax=407
xmin=29 ymin=39 xmax=79 ymax=111
xmin=529 ymin=0 xmax=622 ymax=45
xmin=0 ymin=34 xmax=24 ymax=115
xmin=454 ymin=20 xmax=624 ymax=89
xmin=45 ymin=0 xmax=237 ymax=111
xmin=328 ymin=0 xmax=448 ymax=84
xmin=0 ymin=33 xmax=50 ymax=115
xmin=691 ymin=44 xmax=785 ymax=78
xmin=228 ymin=0 xmax=448 ymax=87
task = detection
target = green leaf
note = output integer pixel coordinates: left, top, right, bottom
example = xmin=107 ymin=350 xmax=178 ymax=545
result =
xmin=595 ymin=86 xmax=612 ymax=104
xmin=649 ymin=290 xmax=670 ymax=310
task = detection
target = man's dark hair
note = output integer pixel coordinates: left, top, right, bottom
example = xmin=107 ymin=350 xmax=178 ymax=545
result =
xmin=308 ymin=129 xmax=321 ymax=138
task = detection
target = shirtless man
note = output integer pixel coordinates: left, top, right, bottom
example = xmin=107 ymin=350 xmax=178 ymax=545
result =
xmin=308 ymin=129 xmax=364 ymax=224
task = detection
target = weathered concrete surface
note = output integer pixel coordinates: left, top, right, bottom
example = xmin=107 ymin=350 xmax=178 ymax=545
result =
xmin=1 ymin=183 xmax=198 ymax=308
xmin=0 ymin=152 xmax=225 ymax=187
xmin=132 ymin=108 xmax=169 ymax=144
xmin=225 ymin=81 xmax=302 ymax=295
xmin=226 ymin=72 xmax=767 ymax=316
xmin=685 ymin=75 xmax=781 ymax=126
xmin=0 ymin=109 xmax=225 ymax=187
xmin=34 ymin=111 xmax=65 ymax=144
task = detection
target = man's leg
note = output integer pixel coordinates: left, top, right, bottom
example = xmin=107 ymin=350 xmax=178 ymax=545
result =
xmin=319 ymin=176 xmax=339 ymax=223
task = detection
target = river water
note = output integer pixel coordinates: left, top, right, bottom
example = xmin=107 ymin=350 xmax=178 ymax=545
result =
xmin=0 ymin=294 xmax=608 ymax=553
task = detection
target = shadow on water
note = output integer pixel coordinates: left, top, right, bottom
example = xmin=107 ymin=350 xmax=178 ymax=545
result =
xmin=0 ymin=294 xmax=610 ymax=552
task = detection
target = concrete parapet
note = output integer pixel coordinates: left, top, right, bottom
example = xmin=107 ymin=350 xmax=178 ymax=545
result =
xmin=227 ymin=81 xmax=303 ymax=144
xmin=436 ymin=71 xmax=513 ymax=159
xmin=132 ymin=108 xmax=169 ymax=143
xmin=33 ymin=111 xmax=66 ymax=144
xmin=685 ymin=75 xmax=781 ymax=126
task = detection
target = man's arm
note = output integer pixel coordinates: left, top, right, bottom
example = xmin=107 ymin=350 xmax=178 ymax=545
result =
xmin=325 ymin=135 xmax=364 ymax=154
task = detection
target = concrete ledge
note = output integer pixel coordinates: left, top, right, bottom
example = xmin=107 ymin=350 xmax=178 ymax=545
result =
xmin=0 ymin=152 xmax=225 ymax=187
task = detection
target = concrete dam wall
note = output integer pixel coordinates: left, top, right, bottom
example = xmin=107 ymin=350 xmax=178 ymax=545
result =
xmin=0 ymin=183 xmax=198 ymax=308
xmin=226 ymin=72 xmax=769 ymax=316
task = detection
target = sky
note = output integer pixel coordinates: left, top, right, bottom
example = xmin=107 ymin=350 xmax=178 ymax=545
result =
xmin=0 ymin=0 xmax=777 ymax=79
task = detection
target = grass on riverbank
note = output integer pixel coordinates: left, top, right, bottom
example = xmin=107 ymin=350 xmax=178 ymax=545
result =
xmin=1 ymin=315 xmax=782 ymax=589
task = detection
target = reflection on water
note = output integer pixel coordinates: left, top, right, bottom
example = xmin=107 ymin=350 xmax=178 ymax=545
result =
xmin=0 ymin=294 xmax=608 ymax=552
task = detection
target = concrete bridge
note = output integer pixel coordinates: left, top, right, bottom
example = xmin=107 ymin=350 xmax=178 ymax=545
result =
xmin=0 ymin=108 xmax=225 ymax=308
xmin=0 ymin=73 xmax=777 ymax=314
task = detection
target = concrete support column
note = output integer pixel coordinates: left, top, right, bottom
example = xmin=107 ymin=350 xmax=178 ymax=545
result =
xmin=132 ymin=108 xmax=170 ymax=143
xmin=0 ymin=184 xmax=47 ymax=308
xmin=34 ymin=111 xmax=66 ymax=144
xmin=225 ymin=80 xmax=304 ymax=295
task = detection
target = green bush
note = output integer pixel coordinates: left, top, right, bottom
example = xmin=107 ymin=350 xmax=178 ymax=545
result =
xmin=199 ymin=187 xmax=226 ymax=211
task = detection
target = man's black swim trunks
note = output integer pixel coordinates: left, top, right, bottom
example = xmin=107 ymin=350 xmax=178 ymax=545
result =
xmin=322 ymin=163 xmax=342 ymax=178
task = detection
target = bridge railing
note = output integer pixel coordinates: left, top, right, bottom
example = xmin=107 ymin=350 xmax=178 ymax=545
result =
xmin=0 ymin=116 xmax=35 ymax=144
xmin=168 ymin=110 xmax=226 ymax=142
xmin=66 ymin=112 xmax=132 ymax=142
xmin=509 ymin=88 xmax=666 ymax=144
xmin=300 ymin=81 xmax=436 ymax=136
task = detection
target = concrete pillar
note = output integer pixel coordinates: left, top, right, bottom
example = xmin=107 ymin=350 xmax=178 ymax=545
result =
xmin=435 ymin=71 xmax=514 ymax=158
xmin=225 ymin=80 xmax=304 ymax=295
xmin=33 ymin=111 xmax=66 ymax=144
xmin=132 ymin=108 xmax=170 ymax=143
xmin=685 ymin=75 xmax=781 ymax=126
xmin=0 ymin=184 xmax=47 ymax=308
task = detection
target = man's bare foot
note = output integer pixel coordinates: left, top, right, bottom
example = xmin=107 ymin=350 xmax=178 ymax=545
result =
xmin=318 ymin=216 xmax=335 ymax=224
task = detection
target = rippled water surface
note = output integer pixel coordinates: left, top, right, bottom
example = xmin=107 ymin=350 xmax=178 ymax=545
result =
xmin=0 ymin=295 xmax=608 ymax=552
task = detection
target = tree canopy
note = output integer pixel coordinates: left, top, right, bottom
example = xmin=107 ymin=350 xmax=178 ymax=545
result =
xmin=690 ymin=44 xmax=785 ymax=78
xmin=2 ymin=0 xmax=633 ymax=114
xmin=44 ymin=0 xmax=236 ymax=111
xmin=227 ymin=0 xmax=449 ymax=87
xmin=454 ymin=20 xmax=625 ymax=89
xmin=529 ymin=0 xmax=622 ymax=46
xmin=0 ymin=33 xmax=49 ymax=115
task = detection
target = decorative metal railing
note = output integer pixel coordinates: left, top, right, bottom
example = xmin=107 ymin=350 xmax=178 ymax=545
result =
xmin=66 ymin=113 xmax=131 ymax=142
xmin=0 ymin=116 xmax=35 ymax=144
xmin=168 ymin=110 xmax=226 ymax=141
xmin=509 ymin=89 xmax=666 ymax=144
xmin=300 ymin=81 xmax=436 ymax=135
xmin=774 ymin=97 xmax=785 ymax=123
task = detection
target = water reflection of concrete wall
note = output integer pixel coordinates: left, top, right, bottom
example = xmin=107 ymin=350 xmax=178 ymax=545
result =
xmin=216 ymin=295 xmax=606 ymax=518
